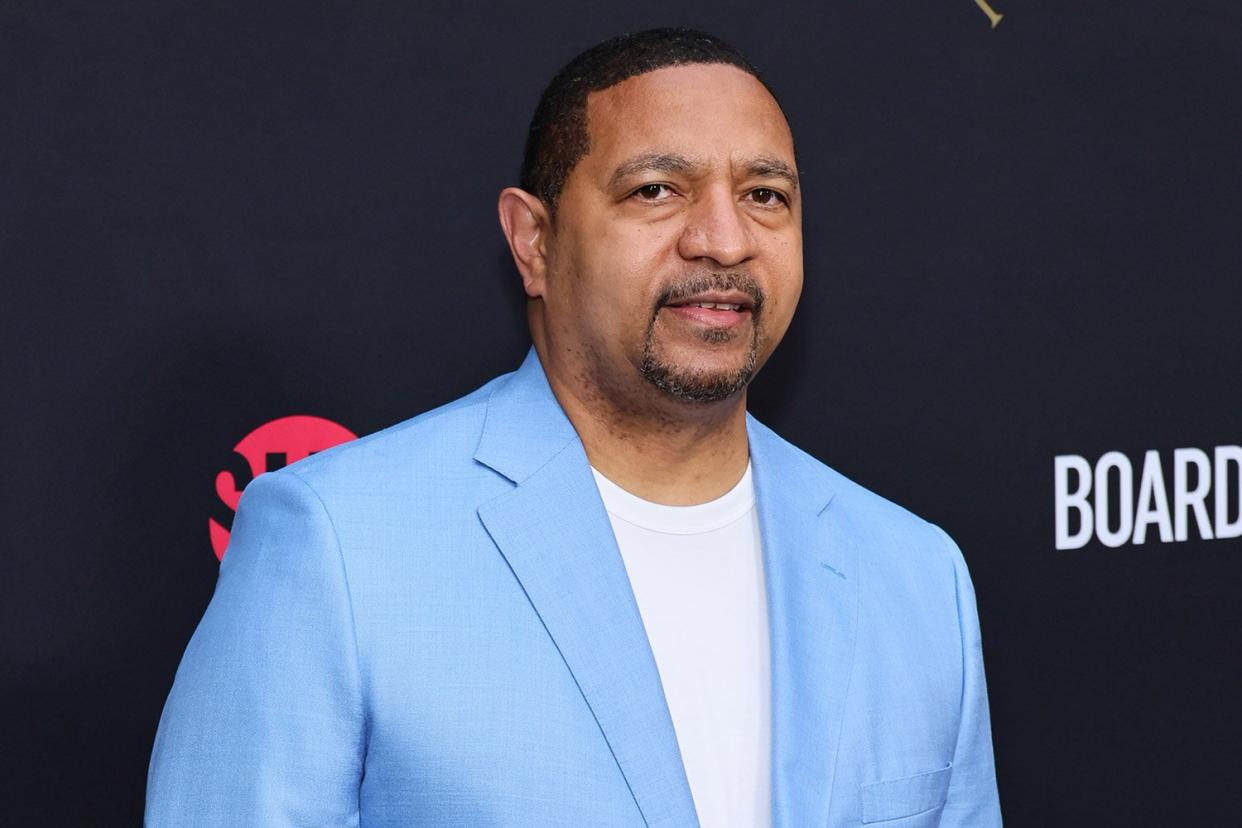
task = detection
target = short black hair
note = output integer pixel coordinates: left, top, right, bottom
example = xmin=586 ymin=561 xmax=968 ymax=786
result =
xmin=519 ymin=27 xmax=782 ymax=219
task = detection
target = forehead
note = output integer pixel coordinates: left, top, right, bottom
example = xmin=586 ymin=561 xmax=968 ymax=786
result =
xmin=579 ymin=63 xmax=795 ymax=177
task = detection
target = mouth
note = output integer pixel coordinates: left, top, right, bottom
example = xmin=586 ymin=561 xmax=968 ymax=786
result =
xmin=664 ymin=290 xmax=755 ymax=311
xmin=660 ymin=290 xmax=756 ymax=329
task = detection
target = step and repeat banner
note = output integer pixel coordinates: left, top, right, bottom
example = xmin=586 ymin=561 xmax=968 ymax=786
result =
xmin=3 ymin=2 xmax=1238 ymax=824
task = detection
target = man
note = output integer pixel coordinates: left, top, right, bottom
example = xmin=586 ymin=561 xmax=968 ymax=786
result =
xmin=147 ymin=28 xmax=1002 ymax=827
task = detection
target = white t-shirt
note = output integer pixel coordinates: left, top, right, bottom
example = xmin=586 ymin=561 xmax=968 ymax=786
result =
xmin=590 ymin=462 xmax=771 ymax=828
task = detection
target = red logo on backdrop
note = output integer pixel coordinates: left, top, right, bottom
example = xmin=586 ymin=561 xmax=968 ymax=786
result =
xmin=209 ymin=415 xmax=357 ymax=560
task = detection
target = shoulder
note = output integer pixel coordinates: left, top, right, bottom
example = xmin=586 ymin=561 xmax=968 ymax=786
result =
xmin=750 ymin=417 xmax=980 ymax=652
xmin=279 ymin=371 xmax=507 ymax=487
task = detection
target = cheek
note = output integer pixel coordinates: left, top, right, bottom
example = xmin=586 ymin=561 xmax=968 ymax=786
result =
xmin=555 ymin=263 xmax=649 ymax=349
xmin=582 ymin=233 xmax=669 ymax=314
xmin=764 ymin=244 xmax=803 ymax=309
xmin=763 ymin=295 xmax=796 ymax=343
xmin=759 ymin=256 xmax=803 ymax=341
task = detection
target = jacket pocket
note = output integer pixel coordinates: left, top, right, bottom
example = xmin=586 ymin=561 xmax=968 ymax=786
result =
xmin=859 ymin=761 xmax=953 ymax=824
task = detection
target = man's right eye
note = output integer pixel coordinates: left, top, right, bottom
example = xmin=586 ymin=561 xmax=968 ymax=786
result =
xmin=632 ymin=183 xmax=674 ymax=201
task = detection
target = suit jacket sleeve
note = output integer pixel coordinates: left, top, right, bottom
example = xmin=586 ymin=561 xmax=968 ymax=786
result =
xmin=935 ymin=526 xmax=1004 ymax=826
xmin=146 ymin=470 xmax=365 ymax=827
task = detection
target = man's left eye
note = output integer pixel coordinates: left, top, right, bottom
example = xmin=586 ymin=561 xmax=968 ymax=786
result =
xmin=748 ymin=188 xmax=787 ymax=207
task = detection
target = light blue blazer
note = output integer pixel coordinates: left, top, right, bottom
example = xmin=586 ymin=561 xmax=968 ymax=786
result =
xmin=147 ymin=347 xmax=1002 ymax=826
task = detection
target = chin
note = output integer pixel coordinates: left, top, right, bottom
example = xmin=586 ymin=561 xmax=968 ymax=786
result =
xmin=638 ymin=346 xmax=757 ymax=405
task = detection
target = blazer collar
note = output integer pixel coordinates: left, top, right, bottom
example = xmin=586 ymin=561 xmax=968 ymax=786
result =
xmin=474 ymin=347 xmax=859 ymax=827
xmin=472 ymin=346 xmax=578 ymax=485
xmin=475 ymin=348 xmax=842 ymax=500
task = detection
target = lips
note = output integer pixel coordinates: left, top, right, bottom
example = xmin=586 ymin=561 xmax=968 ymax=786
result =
xmin=653 ymin=275 xmax=764 ymax=336
xmin=671 ymin=300 xmax=746 ymax=312
xmin=661 ymin=292 xmax=754 ymax=329
xmin=662 ymin=290 xmax=756 ymax=313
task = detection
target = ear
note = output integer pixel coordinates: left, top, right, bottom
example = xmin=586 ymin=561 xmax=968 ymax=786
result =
xmin=497 ymin=187 xmax=551 ymax=299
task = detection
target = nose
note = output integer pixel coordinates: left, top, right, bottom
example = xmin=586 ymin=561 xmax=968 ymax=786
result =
xmin=676 ymin=184 xmax=756 ymax=268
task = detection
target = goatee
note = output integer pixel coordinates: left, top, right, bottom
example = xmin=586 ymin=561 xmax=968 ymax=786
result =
xmin=638 ymin=273 xmax=765 ymax=404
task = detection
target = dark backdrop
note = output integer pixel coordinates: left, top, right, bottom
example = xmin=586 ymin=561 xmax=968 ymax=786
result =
xmin=3 ymin=1 xmax=1239 ymax=824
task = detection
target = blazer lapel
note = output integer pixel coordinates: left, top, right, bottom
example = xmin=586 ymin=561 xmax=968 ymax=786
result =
xmin=475 ymin=349 xmax=699 ymax=828
xmin=748 ymin=416 xmax=860 ymax=828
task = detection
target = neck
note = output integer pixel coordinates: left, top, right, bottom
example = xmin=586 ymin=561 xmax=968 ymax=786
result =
xmin=536 ymin=343 xmax=751 ymax=506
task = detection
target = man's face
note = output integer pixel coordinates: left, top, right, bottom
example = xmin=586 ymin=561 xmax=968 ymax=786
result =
xmin=541 ymin=62 xmax=803 ymax=408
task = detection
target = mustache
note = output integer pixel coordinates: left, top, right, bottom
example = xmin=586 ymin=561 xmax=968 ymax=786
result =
xmin=654 ymin=272 xmax=766 ymax=315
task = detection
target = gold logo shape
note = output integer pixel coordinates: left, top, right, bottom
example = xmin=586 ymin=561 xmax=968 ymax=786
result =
xmin=974 ymin=0 xmax=1003 ymax=28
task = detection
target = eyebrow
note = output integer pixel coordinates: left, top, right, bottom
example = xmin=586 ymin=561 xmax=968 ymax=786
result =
xmin=743 ymin=156 xmax=800 ymax=192
xmin=608 ymin=153 xmax=703 ymax=189
xmin=607 ymin=152 xmax=800 ymax=193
